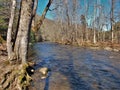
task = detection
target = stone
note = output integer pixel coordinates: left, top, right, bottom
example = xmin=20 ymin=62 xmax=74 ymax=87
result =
xmin=39 ymin=67 xmax=50 ymax=79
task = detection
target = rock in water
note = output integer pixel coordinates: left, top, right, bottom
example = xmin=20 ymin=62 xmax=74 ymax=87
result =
xmin=39 ymin=67 xmax=50 ymax=79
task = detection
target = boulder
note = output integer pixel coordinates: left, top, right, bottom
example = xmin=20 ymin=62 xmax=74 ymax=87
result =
xmin=39 ymin=67 xmax=50 ymax=79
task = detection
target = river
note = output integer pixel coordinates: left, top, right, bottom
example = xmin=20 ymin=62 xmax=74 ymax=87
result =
xmin=29 ymin=42 xmax=120 ymax=90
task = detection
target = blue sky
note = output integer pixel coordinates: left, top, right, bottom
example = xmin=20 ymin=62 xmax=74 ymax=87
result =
xmin=37 ymin=0 xmax=120 ymax=23
xmin=37 ymin=0 xmax=111 ymax=20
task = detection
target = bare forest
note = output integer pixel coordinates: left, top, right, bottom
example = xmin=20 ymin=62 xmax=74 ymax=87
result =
xmin=38 ymin=0 xmax=120 ymax=51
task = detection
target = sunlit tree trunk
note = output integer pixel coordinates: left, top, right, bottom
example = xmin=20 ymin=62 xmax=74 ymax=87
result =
xmin=14 ymin=0 xmax=34 ymax=64
xmin=7 ymin=0 xmax=16 ymax=60
xmin=111 ymin=0 xmax=114 ymax=43
xmin=93 ymin=28 xmax=96 ymax=44
xmin=13 ymin=1 xmax=22 ymax=50
xmin=32 ymin=0 xmax=38 ymax=29
xmin=84 ymin=0 xmax=89 ymax=41
xmin=93 ymin=2 xmax=97 ymax=44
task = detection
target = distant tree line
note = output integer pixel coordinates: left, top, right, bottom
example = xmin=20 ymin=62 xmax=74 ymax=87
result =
xmin=39 ymin=0 xmax=120 ymax=46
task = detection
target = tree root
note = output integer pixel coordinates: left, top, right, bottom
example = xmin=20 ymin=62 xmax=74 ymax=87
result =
xmin=0 ymin=63 xmax=33 ymax=90
xmin=18 ymin=63 xmax=33 ymax=90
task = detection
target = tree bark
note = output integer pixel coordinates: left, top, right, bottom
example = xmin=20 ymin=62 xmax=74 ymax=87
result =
xmin=14 ymin=0 xmax=34 ymax=64
xmin=31 ymin=0 xmax=38 ymax=28
xmin=13 ymin=0 xmax=22 ymax=50
xmin=93 ymin=2 xmax=97 ymax=44
xmin=7 ymin=0 xmax=16 ymax=60
xmin=111 ymin=0 xmax=114 ymax=43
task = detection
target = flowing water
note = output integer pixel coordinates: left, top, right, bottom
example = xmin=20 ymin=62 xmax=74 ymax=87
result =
xmin=29 ymin=42 xmax=120 ymax=90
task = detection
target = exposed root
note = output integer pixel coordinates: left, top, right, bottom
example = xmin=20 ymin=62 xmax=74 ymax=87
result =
xmin=0 ymin=63 xmax=34 ymax=90
xmin=18 ymin=64 xmax=33 ymax=90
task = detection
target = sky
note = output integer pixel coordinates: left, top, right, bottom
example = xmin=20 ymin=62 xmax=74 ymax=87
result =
xmin=37 ymin=0 xmax=54 ymax=20
xmin=36 ymin=0 xmax=111 ymax=20
xmin=37 ymin=0 xmax=120 ymax=25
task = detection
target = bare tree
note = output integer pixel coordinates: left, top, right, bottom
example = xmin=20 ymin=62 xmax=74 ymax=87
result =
xmin=3 ymin=0 xmax=38 ymax=89
xmin=14 ymin=0 xmax=36 ymax=63
xmin=111 ymin=0 xmax=115 ymax=43
xmin=33 ymin=0 xmax=53 ymax=32
xmin=93 ymin=1 xmax=97 ymax=44
xmin=7 ymin=0 xmax=38 ymax=64
xmin=7 ymin=0 xmax=16 ymax=60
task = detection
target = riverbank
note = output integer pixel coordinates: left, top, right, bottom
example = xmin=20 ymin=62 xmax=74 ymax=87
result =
xmin=0 ymin=43 xmax=35 ymax=90
xmin=56 ymin=41 xmax=120 ymax=52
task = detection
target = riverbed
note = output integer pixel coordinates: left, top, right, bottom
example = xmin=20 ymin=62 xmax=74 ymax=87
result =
xmin=29 ymin=42 xmax=120 ymax=90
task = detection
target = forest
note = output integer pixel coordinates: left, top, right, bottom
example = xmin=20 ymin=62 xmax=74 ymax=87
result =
xmin=37 ymin=0 xmax=120 ymax=49
xmin=0 ymin=0 xmax=120 ymax=90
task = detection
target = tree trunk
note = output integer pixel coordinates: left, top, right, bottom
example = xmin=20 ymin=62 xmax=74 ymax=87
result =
xmin=13 ymin=0 xmax=22 ymax=50
xmin=93 ymin=2 xmax=97 ymax=44
xmin=3 ymin=0 xmax=38 ymax=89
xmin=33 ymin=0 xmax=53 ymax=32
xmin=7 ymin=0 xmax=16 ymax=60
xmin=111 ymin=0 xmax=114 ymax=43
xmin=14 ymin=0 xmax=34 ymax=64
xmin=31 ymin=0 xmax=38 ymax=29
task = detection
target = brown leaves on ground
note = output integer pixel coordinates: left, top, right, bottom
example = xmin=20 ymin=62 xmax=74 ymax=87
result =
xmin=0 ymin=43 xmax=6 ymax=50
xmin=0 ymin=42 xmax=7 ymax=56
xmin=0 ymin=35 xmax=5 ymax=44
